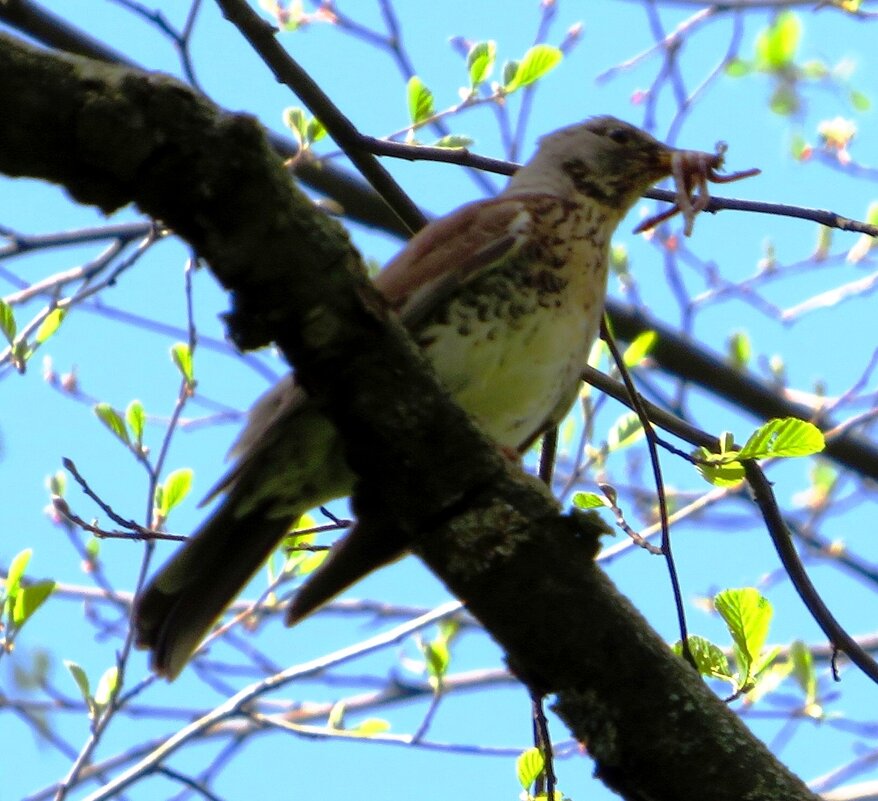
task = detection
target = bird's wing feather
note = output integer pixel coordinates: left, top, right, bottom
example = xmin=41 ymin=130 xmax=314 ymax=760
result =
xmin=375 ymin=194 xmax=547 ymax=329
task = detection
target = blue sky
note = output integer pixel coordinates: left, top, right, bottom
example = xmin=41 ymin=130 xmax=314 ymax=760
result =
xmin=3 ymin=2 xmax=878 ymax=800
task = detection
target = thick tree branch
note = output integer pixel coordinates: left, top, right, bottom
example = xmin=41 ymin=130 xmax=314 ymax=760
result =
xmin=0 ymin=34 xmax=818 ymax=801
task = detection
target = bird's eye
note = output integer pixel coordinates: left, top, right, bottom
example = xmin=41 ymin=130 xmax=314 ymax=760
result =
xmin=608 ymin=128 xmax=630 ymax=145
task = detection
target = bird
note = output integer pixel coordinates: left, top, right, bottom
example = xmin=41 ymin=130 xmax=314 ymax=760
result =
xmin=134 ymin=116 xmax=702 ymax=680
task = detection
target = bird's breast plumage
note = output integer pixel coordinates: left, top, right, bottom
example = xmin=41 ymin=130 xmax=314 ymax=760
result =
xmin=414 ymin=196 xmax=616 ymax=451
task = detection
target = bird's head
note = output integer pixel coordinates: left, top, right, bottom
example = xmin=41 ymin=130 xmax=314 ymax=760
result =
xmin=508 ymin=116 xmax=676 ymax=215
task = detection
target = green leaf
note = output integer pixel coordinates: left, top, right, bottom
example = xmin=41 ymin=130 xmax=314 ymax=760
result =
xmin=306 ymin=116 xmax=327 ymax=144
xmin=724 ymin=58 xmax=751 ymax=78
xmin=34 ymin=308 xmax=66 ymax=344
xmin=801 ymin=59 xmax=829 ymax=79
xmin=502 ymin=59 xmax=520 ymax=88
xmin=695 ymin=456 xmax=745 ymax=487
xmin=170 ymin=342 xmax=194 ymax=386
xmin=433 ymin=134 xmax=474 ymax=149
xmin=504 ymin=44 xmax=562 ymax=91
xmin=126 ymin=399 xmax=146 ymax=445
xmin=94 ymin=403 xmax=130 ymax=446
xmin=674 ymin=635 xmax=732 ymax=681
xmin=64 ymin=660 xmax=94 ymax=715
xmin=407 ymin=76 xmax=434 ymax=125
xmin=751 ymin=645 xmax=783 ymax=687
xmin=327 ymin=700 xmax=346 ymax=729
xmin=738 ymin=418 xmax=825 ymax=459
xmin=607 ymin=412 xmax=644 ymax=451
xmin=158 ymin=468 xmax=193 ymax=516
xmin=423 ymin=639 xmax=450 ymax=684
xmin=85 ymin=537 xmax=100 ymax=560
xmin=789 ymin=133 xmax=810 ymax=161
xmin=726 ymin=331 xmax=751 ymax=370
xmin=516 ymin=747 xmax=545 ymax=790
xmin=94 ymin=665 xmax=119 ymax=709
xmin=755 ymin=11 xmax=802 ymax=70
xmin=438 ymin=618 xmax=461 ymax=644
xmin=6 ymin=548 xmax=32 ymax=597
xmin=11 ymin=338 xmax=30 ymax=369
xmin=850 ymin=89 xmax=871 ymax=111
xmin=622 ymin=330 xmax=656 ymax=367
xmin=789 ymin=640 xmax=817 ymax=703
xmin=352 ymin=718 xmax=391 ymax=735
xmin=283 ymin=106 xmax=308 ymax=142
xmin=0 ymin=298 xmax=16 ymax=344
xmin=13 ymin=580 xmax=55 ymax=626
xmin=715 ymin=588 xmax=773 ymax=684
xmin=467 ymin=40 xmax=496 ymax=87
xmin=572 ymin=492 xmax=605 ymax=510
xmin=47 ymin=470 xmax=66 ymax=497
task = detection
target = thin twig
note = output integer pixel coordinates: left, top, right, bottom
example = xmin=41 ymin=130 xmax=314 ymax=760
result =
xmin=215 ymin=0 xmax=426 ymax=234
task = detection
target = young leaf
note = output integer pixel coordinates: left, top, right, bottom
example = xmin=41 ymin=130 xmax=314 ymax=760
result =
xmin=170 ymin=342 xmax=195 ymax=386
xmin=158 ymin=468 xmax=193 ymax=516
xmin=738 ymin=418 xmax=825 ymax=459
xmin=306 ymin=116 xmax=327 ymax=144
xmin=622 ymin=330 xmax=656 ymax=367
xmin=0 ymin=298 xmax=16 ymax=344
xmin=726 ymin=331 xmax=751 ymax=370
xmin=695 ymin=456 xmax=746 ymax=487
xmin=850 ymin=89 xmax=871 ymax=111
xmin=5 ymin=548 xmax=32 ymax=598
xmin=12 ymin=580 xmax=55 ymax=627
xmin=94 ymin=403 xmax=131 ymax=446
xmin=407 ymin=76 xmax=434 ymax=125
xmin=516 ymin=747 xmax=545 ymax=790
xmin=724 ymin=58 xmax=752 ymax=78
xmin=502 ymin=59 xmax=520 ymax=88
xmin=755 ymin=11 xmax=802 ymax=70
xmin=34 ymin=308 xmax=66 ymax=344
xmin=47 ymin=470 xmax=66 ymax=498
xmin=327 ymin=700 xmax=346 ymax=729
xmin=433 ymin=134 xmax=474 ymax=149
xmin=674 ymin=635 xmax=732 ymax=682
xmin=572 ymin=492 xmax=606 ymax=510
xmin=607 ymin=412 xmax=644 ymax=451
xmin=504 ymin=44 xmax=562 ymax=92
xmin=423 ymin=639 xmax=450 ymax=685
xmin=94 ymin=665 xmax=119 ymax=709
xmin=467 ymin=40 xmax=496 ymax=87
xmin=283 ymin=106 xmax=308 ymax=142
xmin=126 ymin=399 xmax=146 ymax=445
xmin=352 ymin=718 xmax=391 ymax=735
xmin=64 ymin=660 xmax=95 ymax=716
xmin=714 ymin=588 xmax=773 ymax=684
xmin=789 ymin=640 xmax=817 ymax=704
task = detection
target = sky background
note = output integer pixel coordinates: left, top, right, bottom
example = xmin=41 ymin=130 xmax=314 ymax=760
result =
xmin=2 ymin=2 xmax=878 ymax=800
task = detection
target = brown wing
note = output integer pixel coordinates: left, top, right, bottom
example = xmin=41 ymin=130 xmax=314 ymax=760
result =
xmin=375 ymin=194 xmax=541 ymax=329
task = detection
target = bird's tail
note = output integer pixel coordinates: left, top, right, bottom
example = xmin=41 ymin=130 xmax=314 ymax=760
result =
xmin=133 ymin=497 xmax=295 ymax=680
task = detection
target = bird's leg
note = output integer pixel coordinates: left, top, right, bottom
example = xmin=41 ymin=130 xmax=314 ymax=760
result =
xmin=635 ymin=141 xmax=760 ymax=236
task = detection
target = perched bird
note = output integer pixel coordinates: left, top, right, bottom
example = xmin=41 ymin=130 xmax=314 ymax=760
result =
xmin=135 ymin=117 xmax=710 ymax=679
